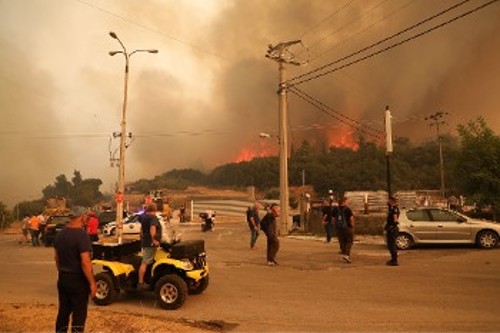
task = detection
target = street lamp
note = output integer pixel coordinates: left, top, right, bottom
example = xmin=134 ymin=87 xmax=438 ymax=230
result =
xmin=109 ymin=31 xmax=158 ymax=244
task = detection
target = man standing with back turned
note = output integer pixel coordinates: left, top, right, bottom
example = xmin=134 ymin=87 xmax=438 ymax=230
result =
xmin=262 ymin=203 xmax=280 ymax=266
xmin=53 ymin=207 xmax=97 ymax=333
xmin=385 ymin=196 xmax=400 ymax=266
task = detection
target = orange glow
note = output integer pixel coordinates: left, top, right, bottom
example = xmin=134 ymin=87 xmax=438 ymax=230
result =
xmin=327 ymin=129 xmax=359 ymax=150
xmin=234 ymin=141 xmax=277 ymax=162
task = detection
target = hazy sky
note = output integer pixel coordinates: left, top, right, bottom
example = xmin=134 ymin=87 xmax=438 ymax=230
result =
xmin=1 ymin=0 xmax=499 ymax=207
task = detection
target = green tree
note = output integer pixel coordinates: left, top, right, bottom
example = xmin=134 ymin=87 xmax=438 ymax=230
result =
xmin=456 ymin=117 xmax=500 ymax=215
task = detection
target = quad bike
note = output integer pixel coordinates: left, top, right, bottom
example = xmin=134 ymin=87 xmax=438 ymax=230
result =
xmin=199 ymin=210 xmax=216 ymax=232
xmin=91 ymin=239 xmax=209 ymax=310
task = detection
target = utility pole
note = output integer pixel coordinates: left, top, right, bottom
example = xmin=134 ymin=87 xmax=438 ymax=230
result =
xmin=425 ymin=111 xmax=449 ymax=198
xmin=266 ymin=40 xmax=303 ymax=235
xmin=385 ymin=106 xmax=393 ymax=197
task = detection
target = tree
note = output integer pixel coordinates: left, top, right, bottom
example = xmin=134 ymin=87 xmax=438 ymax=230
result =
xmin=456 ymin=117 xmax=500 ymax=215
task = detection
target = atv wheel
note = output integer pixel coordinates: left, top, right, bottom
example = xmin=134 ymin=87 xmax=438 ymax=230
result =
xmin=155 ymin=274 xmax=188 ymax=310
xmin=93 ymin=272 xmax=118 ymax=306
xmin=189 ymin=276 xmax=210 ymax=295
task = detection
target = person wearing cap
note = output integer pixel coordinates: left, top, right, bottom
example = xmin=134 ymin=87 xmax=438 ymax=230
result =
xmin=53 ymin=207 xmax=96 ymax=333
xmin=261 ymin=203 xmax=280 ymax=266
xmin=138 ymin=202 xmax=162 ymax=290
xmin=385 ymin=196 xmax=400 ymax=266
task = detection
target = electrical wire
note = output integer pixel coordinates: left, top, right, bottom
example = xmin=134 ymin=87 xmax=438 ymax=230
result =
xmin=287 ymin=0 xmax=497 ymax=87
xmin=309 ymin=0 xmax=415 ymax=63
xmin=74 ymin=0 xmax=226 ymax=61
xmin=289 ymin=87 xmax=383 ymax=140
xmin=298 ymin=0 xmax=357 ymax=39
xmin=289 ymin=0 xmax=472 ymax=84
xmin=300 ymin=0 xmax=391 ymax=56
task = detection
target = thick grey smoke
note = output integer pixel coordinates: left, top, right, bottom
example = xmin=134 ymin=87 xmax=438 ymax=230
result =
xmin=1 ymin=0 xmax=499 ymax=207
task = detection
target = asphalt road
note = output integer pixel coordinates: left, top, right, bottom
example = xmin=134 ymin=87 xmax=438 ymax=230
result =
xmin=1 ymin=219 xmax=500 ymax=332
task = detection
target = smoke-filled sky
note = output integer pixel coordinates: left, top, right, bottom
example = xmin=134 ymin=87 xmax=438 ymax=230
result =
xmin=1 ymin=0 xmax=499 ymax=207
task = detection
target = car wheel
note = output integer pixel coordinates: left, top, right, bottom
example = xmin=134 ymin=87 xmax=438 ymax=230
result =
xmin=476 ymin=230 xmax=499 ymax=249
xmin=93 ymin=272 xmax=118 ymax=306
xmin=155 ymin=274 xmax=188 ymax=310
xmin=188 ymin=275 xmax=209 ymax=295
xmin=395 ymin=233 xmax=413 ymax=250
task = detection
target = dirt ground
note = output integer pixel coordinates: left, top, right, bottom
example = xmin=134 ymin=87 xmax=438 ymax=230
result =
xmin=0 ymin=302 xmax=218 ymax=332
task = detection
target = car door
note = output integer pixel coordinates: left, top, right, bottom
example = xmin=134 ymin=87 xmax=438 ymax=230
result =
xmin=428 ymin=209 xmax=471 ymax=242
xmin=404 ymin=209 xmax=437 ymax=241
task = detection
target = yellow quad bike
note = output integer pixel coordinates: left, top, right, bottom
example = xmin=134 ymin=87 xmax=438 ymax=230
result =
xmin=91 ymin=239 xmax=209 ymax=310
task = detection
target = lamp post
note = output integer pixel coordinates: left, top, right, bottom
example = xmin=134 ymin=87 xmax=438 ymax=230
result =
xmin=109 ymin=31 xmax=158 ymax=244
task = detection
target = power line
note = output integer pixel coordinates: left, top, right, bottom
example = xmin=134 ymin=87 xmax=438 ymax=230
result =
xmin=300 ymin=0 xmax=390 ymax=56
xmin=298 ymin=0 xmax=357 ymax=38
xmin=289 ymin=87 xmax=383 ymax=140
xmin=289 ymin=0 xmax=472 ymax=84
xmin=287 ymin=0 xmax=497 ymax=87
xmin=308 ymin=0 xmax=415 ymax=63
xmin=74 ymin=0 xmax=226 ymax=61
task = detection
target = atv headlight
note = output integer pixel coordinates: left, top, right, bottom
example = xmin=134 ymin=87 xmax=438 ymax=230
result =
xmin=180 ymin=259 xmax=194 ymax=270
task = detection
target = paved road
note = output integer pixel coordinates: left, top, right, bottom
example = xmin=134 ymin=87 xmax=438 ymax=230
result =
xmin=1 ymin=220 xmax=500 ymax=332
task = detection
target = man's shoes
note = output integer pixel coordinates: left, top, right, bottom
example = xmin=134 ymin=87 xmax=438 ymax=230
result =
xmin=137 ymin=282 xmax=151 ymax=291
xmin=267 ymin=261 xmax=275 ymax=266
xmin=386 ymin=260 xmax=399 ymax=266
xmin=342 ymin=255 xmax=351 ymax=263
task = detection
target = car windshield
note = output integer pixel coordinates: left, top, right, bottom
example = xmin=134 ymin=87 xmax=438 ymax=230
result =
xmin=48 ymin=216 xmax=70 ymax=225
xmin=406 ymin=209 xmax=431 ymax=221
xmin=429 ymin=209 xmax=461 ymax=222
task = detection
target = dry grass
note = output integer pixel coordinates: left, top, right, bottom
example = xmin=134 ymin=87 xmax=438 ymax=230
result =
xmin=0 ymin=303 xmax=216 ymax=332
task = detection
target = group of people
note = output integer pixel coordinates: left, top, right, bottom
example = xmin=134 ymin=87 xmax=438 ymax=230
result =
xmin=19 ymin=213 xmax=47 ymax=246
xmin=19 ymin=210 xmax=100 ymax=247
xmin=246 ymin=193 xmax=401 ymax=267
xmin=322 ymin=193 xmax=400 ymax=266
xmin=246 ymin=202 xmax=281 ymax=266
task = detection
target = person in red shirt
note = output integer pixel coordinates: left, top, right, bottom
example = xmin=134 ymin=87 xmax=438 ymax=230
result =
xmin=85 ymin=211 xmax=99 ymax=243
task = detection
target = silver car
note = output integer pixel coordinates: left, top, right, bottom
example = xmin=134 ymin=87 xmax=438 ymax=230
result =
xmin=396 ymin=207 xmax=500 ymax=250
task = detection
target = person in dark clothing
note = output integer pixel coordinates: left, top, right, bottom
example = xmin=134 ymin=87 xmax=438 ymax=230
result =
xmin=247 ymin=202 xmax=261 ymax=250
xmin=385 ymin=196 xmax=400 ymax=266
xmin=262 ymin=203 xmax=280 ymax=266
xmin=335 ymin=197 xmax=355 ymax=263
xmin=138 ymin=203 xmax=162 ymax=289
xmin=53 ymin=207 xmax=96 ymax=333
xmin=321 ymin=195 xmax=336 ymax=243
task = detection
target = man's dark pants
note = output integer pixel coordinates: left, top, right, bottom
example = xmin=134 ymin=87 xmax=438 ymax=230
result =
xmin=324 ymin=223 xmax=334 ymax=242
xmin=337 ymin=227 xmax=354 ymax=256
xmin=266 ymin=236 xmax=280 ymax=262
xmin=56 ymin=273 xmax=90 ymax=333
xmin=250 ymin=227 xmax=259 ymax=248
xmin=386 ymin=227 xmax=399 ymax=262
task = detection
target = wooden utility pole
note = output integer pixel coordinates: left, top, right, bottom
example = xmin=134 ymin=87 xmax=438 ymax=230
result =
xmin=266 ymin=40 xmax=302 ymax=235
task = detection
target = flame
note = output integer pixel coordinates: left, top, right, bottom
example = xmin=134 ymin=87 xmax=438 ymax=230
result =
xmin=234 ymin=140 xmax=277 ymax=162
xmin=327 ymin=129 xmax=359 ymax=150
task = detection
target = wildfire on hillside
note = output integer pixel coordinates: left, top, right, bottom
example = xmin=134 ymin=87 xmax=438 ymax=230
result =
xmin=327 ymin=129 xmax=360 ymax=150
xmin=234 ymin=140 xmax=278 ymax=162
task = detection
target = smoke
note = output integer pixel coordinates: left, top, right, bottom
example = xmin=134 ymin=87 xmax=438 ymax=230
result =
xmin=0 ymin=0 xmax=499 ymax=207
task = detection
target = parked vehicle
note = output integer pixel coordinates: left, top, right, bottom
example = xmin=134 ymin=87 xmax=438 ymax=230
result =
xmin=92 ymin=238 xmax=209 ymax=310
xmin=102 ymin=212 xmax=166 ymax=237
xmin=44 ymin=215 xmax=71 ymax=247
xmin=395 ymin=207 xmax=500 ymax=250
